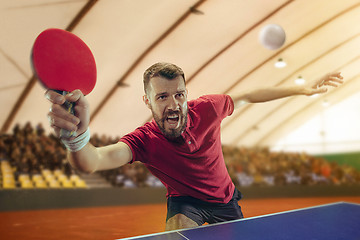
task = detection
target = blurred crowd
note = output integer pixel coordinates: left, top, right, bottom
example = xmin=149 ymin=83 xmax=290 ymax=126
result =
xmin=1 ymin=122 xmax=359 ymax=189
xmin=224 ymin=146 xmax=360 ymax=187
xmin=0 ymin=122 xmax=68 ymax=176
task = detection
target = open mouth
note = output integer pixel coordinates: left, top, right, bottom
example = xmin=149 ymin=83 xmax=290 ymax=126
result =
xmin=166 ymin=114 xmax=180 ymax=127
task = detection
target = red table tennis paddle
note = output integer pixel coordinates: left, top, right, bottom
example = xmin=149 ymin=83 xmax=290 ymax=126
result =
xmin=31 ymin=28 xmax=96 ymax=138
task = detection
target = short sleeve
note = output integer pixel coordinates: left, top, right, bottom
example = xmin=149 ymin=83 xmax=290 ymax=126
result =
xmin=199 ymin=94 xmax=234 ymax=120
xmin=119 ymin=126 xmax=149 ymax=164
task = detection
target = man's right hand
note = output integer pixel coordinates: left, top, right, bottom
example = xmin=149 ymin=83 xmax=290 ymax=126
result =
xmin=45 ymin=89 xmax=90 ymax=138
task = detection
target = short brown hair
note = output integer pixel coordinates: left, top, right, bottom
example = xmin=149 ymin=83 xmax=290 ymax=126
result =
xmin=143 ymin=62 xmax=185 ymax=94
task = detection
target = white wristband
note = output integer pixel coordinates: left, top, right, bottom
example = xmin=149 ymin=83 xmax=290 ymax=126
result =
xmin=61 ymin=127 xmax=90 ymax=152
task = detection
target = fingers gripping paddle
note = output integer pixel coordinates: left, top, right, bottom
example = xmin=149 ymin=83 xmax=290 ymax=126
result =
xmin=31 ymin=28 xmax=96 ymax=138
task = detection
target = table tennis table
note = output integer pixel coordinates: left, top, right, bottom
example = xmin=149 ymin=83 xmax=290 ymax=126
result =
xmin=119 ymin=202 xmax=360 ymax=240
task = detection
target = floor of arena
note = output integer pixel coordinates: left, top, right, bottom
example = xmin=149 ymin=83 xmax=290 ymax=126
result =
xmin=1 ymin=196 xmax=360 ymax=240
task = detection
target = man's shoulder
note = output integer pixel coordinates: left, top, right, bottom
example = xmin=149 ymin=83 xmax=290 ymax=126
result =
xmin=189 ymin=94 xmax=230 ymax=109
xmin=121 ymin=120 xmax=158 ymax=140
xmin=136 ymin=120 xmax=158 ymax=134
xmin=191 ymin=94 xmax=229 ymax=102
xmin=189 ymin=94 xmax=234 ymax=118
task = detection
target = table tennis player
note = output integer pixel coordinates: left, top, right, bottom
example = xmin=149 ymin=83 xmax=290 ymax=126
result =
xmin=45 ymin=62 xmax=343 ymax=231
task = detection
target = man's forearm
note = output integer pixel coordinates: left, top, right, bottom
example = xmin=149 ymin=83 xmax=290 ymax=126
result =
xmin=231 ymin=85 xmax=309 ymax=104
xmin=230 ymin=72 xmax=343 ymax=106
xmin=67 ymin=143 xmax=100 ymax=173
xmin=244 ymin=86 xmax=309 ymax=103
xmin=67 ymin=141 xmax=133 ymax=173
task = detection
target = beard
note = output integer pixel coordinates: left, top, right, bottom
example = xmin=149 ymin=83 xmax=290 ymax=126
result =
xmin=152 ymin=107 xmax=188 ymax=139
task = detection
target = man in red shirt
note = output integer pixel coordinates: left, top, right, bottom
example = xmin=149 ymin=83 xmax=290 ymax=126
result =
xmin=46 ymin=62 xmax=343 ymax=230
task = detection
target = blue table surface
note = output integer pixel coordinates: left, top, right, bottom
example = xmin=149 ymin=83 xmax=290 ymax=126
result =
xmin=120 ymin=202 xmax=360 ymax=240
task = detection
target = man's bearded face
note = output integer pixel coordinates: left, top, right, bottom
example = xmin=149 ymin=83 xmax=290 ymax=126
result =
xmin=145 ymin=76 xmax=188 ymax=139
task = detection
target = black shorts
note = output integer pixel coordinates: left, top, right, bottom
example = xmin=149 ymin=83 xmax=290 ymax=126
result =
xmin=166 ymin=189 xmax=243 ymax=226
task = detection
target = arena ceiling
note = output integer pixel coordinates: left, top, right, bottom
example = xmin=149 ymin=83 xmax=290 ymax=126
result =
xmin=1 ymin=0 xmax=360 ymax=154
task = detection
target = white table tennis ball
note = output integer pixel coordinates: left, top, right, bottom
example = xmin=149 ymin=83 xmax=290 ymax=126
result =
xmin=259 ymin=24 xmax=286 ymax=50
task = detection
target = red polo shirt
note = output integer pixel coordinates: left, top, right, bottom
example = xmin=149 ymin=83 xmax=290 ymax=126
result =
xmin=120 ymin=94 xmax=235 ymax=203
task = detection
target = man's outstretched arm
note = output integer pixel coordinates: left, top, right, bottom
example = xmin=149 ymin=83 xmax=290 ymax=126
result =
xmin=229 ymin=72 xmax=343 ymax=107
xmin=45 ymin=90 xmax=132 ymax=173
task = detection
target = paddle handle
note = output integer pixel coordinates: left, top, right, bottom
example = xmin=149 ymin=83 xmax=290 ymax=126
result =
xmin=55 ymin=90 xmax=76 ymax=138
